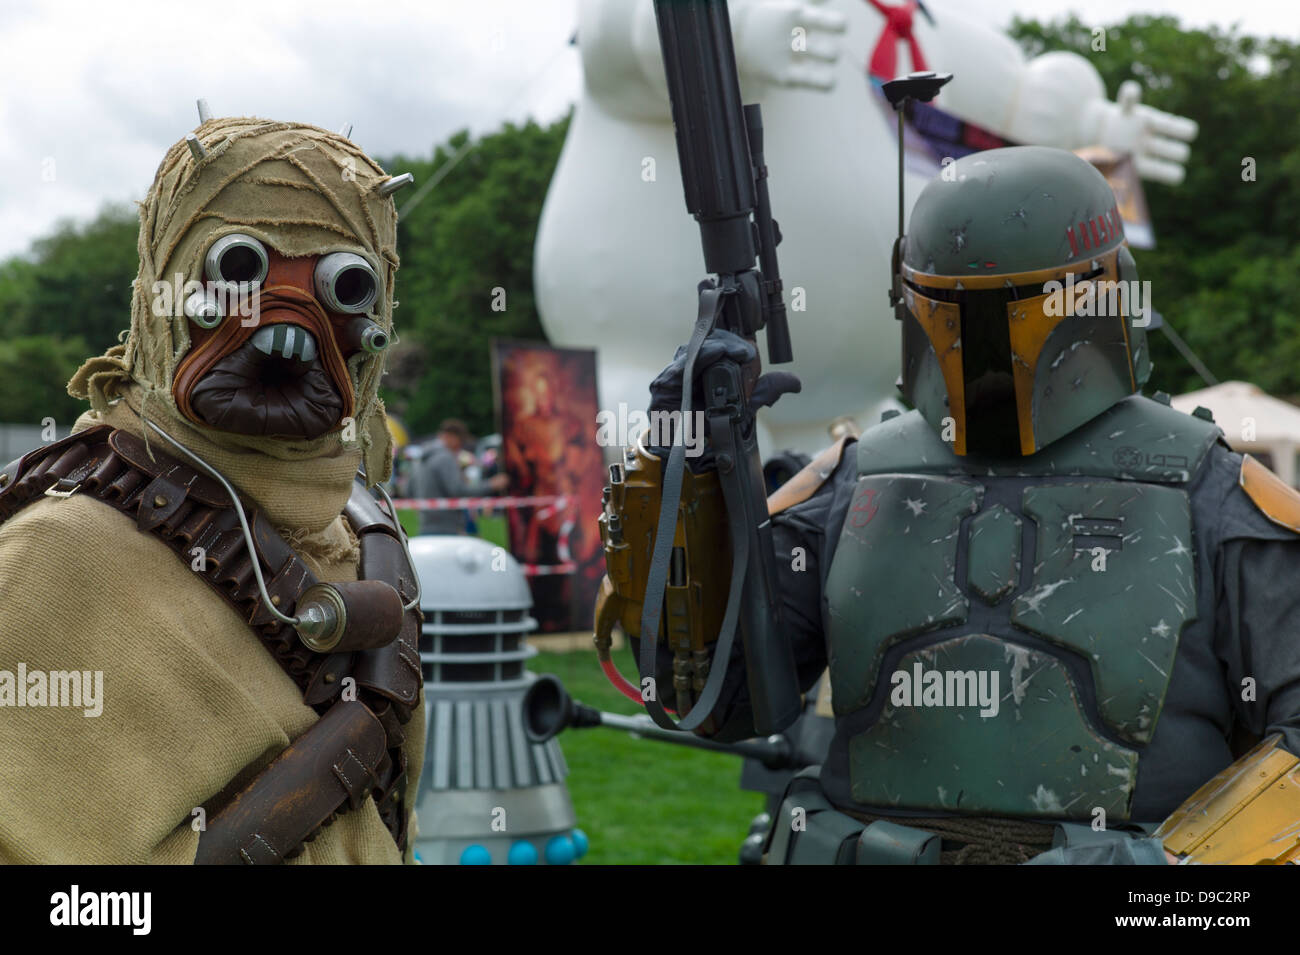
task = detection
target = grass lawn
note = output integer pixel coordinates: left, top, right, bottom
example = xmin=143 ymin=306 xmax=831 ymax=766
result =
xmin=398 ymin=508 xmax=760 ymax=863
xmin=531 ymin=649 xmax=766 ymax=865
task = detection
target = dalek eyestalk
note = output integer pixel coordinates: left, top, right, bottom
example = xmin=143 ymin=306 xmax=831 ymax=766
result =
xmin=294 ymin=579 xmax=404 ymax=653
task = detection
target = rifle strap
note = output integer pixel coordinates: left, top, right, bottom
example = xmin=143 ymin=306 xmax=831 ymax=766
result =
xmin=637 ymin=289 xmax=747 ymax=732
xmin=0 ymin=425 xmax=423 ymax=861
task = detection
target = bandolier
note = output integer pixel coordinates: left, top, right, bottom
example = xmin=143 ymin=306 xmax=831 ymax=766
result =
xmin=0 ymin=424 xmax=421 ymax=863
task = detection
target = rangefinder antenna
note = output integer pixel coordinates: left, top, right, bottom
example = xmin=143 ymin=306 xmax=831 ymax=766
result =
xmin=881 ymin=71 xmax=952 ymax=314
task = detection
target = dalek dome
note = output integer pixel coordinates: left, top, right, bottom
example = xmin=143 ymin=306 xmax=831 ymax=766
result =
xmin=410 ymin=535 xmax=533 ymax=613
xmin=410 ymin=535 xmax=538 ymax=688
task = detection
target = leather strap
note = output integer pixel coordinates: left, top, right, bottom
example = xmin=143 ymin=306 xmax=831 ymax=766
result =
xmin=194 ymin=701 xmax=388 ymax=865
xmin=0 ymin=426 xmax=423 ymax=860
xmin=636 ymin=289 xmax=746 ymax=732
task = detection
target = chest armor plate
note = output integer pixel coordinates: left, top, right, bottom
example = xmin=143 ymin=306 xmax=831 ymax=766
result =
xmin=825 ymin=397 xmax=1217 ymax=820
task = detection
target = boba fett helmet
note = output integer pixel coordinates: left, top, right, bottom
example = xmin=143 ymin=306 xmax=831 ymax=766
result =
xmin=896 ymin=145 xmax=1151 ymax=457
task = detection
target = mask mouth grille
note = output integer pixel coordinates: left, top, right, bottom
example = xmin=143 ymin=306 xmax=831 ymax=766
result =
xmin=958 ymin=290 xmax=1020 ymax=457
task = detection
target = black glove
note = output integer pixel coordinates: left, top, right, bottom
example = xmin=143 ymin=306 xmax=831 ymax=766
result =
xmin=646 ymin=328 xmax=801 ymax=467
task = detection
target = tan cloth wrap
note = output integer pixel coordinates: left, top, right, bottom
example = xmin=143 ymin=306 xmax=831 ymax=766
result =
xmin=0 ymin=489 xmax=425 ymax=864
xmin=67 ymin=116 xmax=400 ymax=488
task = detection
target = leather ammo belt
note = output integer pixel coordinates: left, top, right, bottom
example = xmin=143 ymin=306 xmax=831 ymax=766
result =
xmin=0 ymin=424 xmax=423 ymax=863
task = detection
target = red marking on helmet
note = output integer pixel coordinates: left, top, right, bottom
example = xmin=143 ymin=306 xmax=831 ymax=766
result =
xmin=1089 ymin=218 xmax=1102 ymax=247
xmin=984 ymin=261 xmax=997 ymax=268
xmin=1066 ymin=225 xmax=1079 ymax=257
xmin=1078 ymin=221 xmax=1091 ymax=249
xmin=850 ymin=486 xmax=879 ymax=527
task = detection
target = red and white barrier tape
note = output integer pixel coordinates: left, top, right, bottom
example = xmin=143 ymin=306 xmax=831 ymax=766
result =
xmin=390 ymin=494 xmax=568 ymax=511
xmin=519 ymin=561 xmax=578 ymax=576
xmin=391 ymin=494 xmax=576 ymax=578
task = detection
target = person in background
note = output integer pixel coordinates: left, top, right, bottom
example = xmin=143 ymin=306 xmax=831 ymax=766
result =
xmin=412 ymin=418 xmax=508 ymax=535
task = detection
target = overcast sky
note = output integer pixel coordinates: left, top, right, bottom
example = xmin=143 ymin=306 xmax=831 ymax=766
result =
xmin=0 ymin=0 xmax=1294 ymax=262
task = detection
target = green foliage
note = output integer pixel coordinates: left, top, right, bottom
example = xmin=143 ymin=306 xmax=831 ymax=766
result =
xmin=0 ymin=335 xmax=91 ymax=425
xmin=378 ymin=116 xmax=571 ymax=438
xmin=1009 ymin=16 xmax=1300 ymax=398
xmin=0 ymin=204 xmax=138 ymax=427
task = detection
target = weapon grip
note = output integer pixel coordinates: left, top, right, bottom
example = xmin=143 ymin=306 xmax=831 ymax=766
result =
xmin=702 ymin=358 xmax=801 ymax=735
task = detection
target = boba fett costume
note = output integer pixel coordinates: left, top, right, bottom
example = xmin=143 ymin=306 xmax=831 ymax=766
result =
xmin=607 ymin=146 xmax=1300 ymax=865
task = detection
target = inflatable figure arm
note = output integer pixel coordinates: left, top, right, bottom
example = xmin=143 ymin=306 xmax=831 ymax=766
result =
xmin=1005 ymin=54 xmax=1197 ymax=185
xmin=578 ymin=0 xmax=844 ymax=121
xmin=731 ymin=0 xmax=846 ymax=91
xmin=911 ymin=7 xmax=1197 ymax=185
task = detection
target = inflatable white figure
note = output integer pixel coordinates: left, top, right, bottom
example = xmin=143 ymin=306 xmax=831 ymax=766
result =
xmin=535 ymin=0 xmax=1199 ymax=454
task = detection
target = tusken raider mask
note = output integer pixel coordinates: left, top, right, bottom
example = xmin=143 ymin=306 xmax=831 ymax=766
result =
xmin=70 ymin=109 xmax=413 ymax=486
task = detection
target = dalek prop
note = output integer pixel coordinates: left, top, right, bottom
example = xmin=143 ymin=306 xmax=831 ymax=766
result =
xmin=409 ymin=535 xmax=588 ymax=865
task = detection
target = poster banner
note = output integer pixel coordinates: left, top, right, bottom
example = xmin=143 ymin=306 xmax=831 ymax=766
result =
xmin=491 ymin=339 xmax=605 ymax=633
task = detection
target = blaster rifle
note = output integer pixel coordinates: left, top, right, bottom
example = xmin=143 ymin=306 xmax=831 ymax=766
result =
xmin=634 ymin=0 xmax=800 ymax=735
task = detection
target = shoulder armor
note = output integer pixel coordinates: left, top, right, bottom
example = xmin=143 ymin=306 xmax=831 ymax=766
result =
xmin=1239 ymin=454 xmax=1300 ymax=534
xmin=1156 ymin=734 xmax=1300 ymax=864
xmin=856 ymin=395 xmax=1223 ymax=485
xmin=767 ymin=437 xmax=851 ymax=516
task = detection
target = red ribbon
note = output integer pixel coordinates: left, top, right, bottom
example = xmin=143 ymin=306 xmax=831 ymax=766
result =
xmin=865 ymin=0 xmax=928 ymax=80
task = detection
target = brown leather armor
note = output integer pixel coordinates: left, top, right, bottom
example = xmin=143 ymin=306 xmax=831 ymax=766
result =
xmin=0 ymin=425 xmax=423 ymax=863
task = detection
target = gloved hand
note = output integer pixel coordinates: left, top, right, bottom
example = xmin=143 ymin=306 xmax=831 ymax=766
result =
xmin=648 ymin=328 xmax=802 ymax=417
xmin=646 ymin=328 xmax=801 ymax=468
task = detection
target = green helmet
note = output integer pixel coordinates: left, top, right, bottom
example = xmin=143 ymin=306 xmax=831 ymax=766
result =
xmin=896 ymin=145 xmax=1150 ymax=457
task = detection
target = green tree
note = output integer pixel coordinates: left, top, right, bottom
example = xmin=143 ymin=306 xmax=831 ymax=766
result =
xmin=0 ymin=335 xmax=91 ymax=425
xmin=1009 ymin=16 xmax=1300 ymax=399
xmin=0 ymin=203 xmax=138 ymax=350
xmin=378 ymin=115 xmax=571 ymax=438
xmin=0 ymin=203 xmax=137 ymax=428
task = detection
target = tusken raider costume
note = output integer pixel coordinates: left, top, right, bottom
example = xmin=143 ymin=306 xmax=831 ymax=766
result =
xmin=0 ymin=109 xmax=425 ymax=864
xmin=601 ymin=145 xmax=1300 ymax=865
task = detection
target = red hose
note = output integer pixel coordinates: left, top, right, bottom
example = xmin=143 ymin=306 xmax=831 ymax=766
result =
xmin=600 ymin=657 xmax=676 ymax=715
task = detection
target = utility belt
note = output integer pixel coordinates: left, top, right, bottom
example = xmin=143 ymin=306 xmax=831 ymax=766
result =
xmin=0 ymin=425 xmax=423 ymax=864
xmin=764 ymin=769 xmax=1163 ymax=865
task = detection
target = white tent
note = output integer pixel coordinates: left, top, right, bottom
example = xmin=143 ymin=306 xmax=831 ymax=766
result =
xmin=1171 ymin=381 xmax=1300 ymax=486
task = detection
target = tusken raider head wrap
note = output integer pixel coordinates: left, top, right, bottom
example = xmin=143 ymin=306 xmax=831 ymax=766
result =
xmin=69 ymin=113 xmax=408 ymax=531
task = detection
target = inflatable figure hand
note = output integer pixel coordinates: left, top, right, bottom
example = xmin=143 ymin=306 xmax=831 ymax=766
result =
xmin=732 ymin=0 xmax=846 ymax=91
xmin=1084 ymin=79 xmax=1198 ymax=186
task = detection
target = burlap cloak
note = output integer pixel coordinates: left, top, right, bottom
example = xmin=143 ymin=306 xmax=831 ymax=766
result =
xmin=0 ymin=117 xmax=424 ymax=863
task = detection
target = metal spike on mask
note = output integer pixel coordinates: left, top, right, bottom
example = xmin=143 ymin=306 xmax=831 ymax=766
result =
xmin=377 ymin=173 xmax=415 ymax=197
xmin=186 ymin=133 xmax=207 ymax=162
xmin=197 ymin=98 xmax=212 ymax=124
xmin=339 ymin=122 xmax=354 ymax=139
